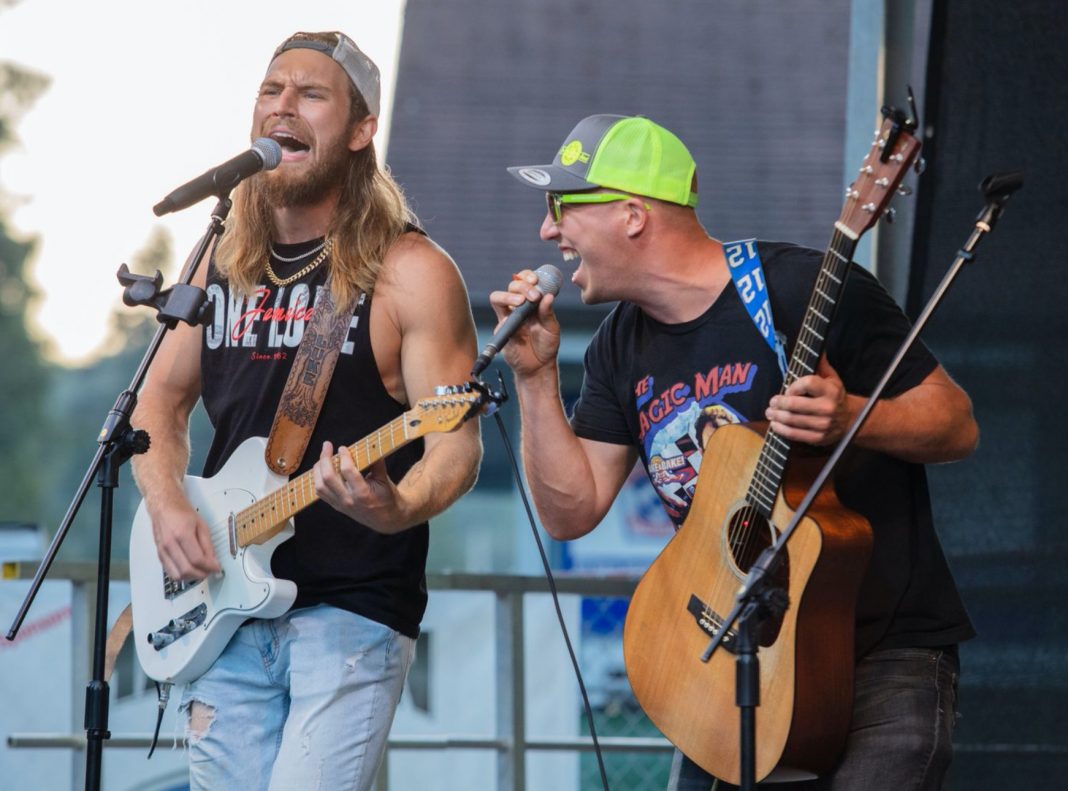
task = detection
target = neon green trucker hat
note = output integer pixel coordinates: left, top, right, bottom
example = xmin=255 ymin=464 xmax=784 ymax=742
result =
xmin=507 ymin=114 xmax=698 ymax=207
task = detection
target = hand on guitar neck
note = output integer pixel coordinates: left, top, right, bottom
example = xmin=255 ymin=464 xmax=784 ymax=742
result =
xmin=764 ymin=355 xmax=851 ymax=448
xmin=765 ymin=352 xmax=977 ymax=464
xmin=314 ymin=440 xmax=411 ymax=535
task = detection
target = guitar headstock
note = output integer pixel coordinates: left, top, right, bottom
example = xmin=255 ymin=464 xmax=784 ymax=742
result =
xmin=837 ymin=109 xmax=922 ymax=239
xmin=409 ymin=384 xmax=485 ymax=435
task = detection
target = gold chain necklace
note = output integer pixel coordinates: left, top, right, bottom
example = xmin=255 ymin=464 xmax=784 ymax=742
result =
xmin=264 ymin=239 xmax=333 ymax=287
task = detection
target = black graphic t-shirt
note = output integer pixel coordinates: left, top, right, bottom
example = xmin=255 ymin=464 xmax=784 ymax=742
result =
xmin=199 ymin=234 xmax=428 ymax=638
xmin=572 ymin=241 xmax=975 ymax=656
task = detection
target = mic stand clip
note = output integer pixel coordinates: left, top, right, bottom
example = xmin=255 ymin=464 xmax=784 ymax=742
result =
xmin=468 ymin=371 xmax=509 ymax=418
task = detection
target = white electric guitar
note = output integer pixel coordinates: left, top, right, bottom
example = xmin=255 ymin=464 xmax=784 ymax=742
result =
xmin=129 ymin=385 xmax=483 ymax=684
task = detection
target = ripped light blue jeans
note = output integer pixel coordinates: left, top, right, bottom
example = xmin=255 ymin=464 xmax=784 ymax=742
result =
xmin=180 ymin=604 xmax=415 ymax=791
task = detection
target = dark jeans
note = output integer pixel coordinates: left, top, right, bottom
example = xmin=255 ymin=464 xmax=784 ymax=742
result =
xmin=667 ymin=647 xmax=961 ymax=791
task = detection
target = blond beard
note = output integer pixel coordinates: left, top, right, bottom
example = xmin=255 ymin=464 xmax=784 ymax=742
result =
xmin=259 ymin=137 xmax=351 ymax=208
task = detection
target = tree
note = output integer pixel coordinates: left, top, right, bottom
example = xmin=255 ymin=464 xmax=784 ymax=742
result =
xmin=42 ymin=226 xmax=186 ymax=558
xmin=0 ymin=55 xmax=51 ymax=523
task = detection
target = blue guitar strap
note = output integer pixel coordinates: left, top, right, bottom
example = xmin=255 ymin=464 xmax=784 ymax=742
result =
xmin=723 ymin=239 xmax=788 ymax=379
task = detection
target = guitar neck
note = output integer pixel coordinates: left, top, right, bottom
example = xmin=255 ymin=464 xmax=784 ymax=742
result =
xmin=233 ymin=411 xmax=416 ymax=548
xmin=746 ymin=226 xmax=858 ymax=516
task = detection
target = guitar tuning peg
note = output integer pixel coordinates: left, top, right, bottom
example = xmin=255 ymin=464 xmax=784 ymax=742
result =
xmin=883 ymin=207 xmax=897 ymax=224
xmin=896 ymin=184 xmax=913 ymax=197
xmin=914 ymin=156 xmax=927 ymax=175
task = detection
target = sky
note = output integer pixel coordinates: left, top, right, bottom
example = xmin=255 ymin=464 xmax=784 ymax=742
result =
xmin=0 ymin=0 xmax=405 ymax=364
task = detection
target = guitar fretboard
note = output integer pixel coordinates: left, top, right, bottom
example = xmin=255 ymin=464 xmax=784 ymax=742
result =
xmin=233 ymin=413 xmax=414 ymax=548
xmin=746 ymin=227 xmax=858 ymax=517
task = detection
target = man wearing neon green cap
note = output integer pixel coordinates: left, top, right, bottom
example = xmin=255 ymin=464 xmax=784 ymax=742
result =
xmin=493 ymin=114 xmax=978 ymax=790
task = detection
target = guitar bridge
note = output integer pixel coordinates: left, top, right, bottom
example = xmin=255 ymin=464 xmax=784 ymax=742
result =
xmin=687 ymin=595 xmax=738 ymax=654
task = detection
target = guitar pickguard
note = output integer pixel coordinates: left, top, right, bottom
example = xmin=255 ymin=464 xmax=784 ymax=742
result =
xmin=129 ymin=438 xmax=297 ymax=684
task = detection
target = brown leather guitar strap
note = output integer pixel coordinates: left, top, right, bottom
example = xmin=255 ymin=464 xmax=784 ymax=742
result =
xmin=264 ymin=284 xmax=364 ymax=475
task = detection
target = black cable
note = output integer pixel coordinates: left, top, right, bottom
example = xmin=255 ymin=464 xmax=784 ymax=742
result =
xmin=147 ymin=681 xmax=171 ymax=759
xmin=492 ymin=411 xmax=611 ymax=791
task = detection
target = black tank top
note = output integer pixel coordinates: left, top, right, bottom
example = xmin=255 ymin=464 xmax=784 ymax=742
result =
xmin=200 ymin=231 xmax=428 ymax=638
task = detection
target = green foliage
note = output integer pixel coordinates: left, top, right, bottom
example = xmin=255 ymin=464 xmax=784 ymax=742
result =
xmin=37 ymin=226 xmax=222 ymax=562
xmin=0 ymin=217 xmax=50 ymax=521
xmin=0 ymin=40 xmax=201 ymax=556
xmin=0 ymin=61 xmax=50 ymax=158
xmin=0 ymin=56 xmax=50 ymax=524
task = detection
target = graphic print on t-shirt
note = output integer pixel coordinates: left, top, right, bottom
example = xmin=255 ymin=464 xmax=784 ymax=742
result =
xmin=635 ymin=360 xmax=759 ymax=524
xmin=203 ymin=283 xmax=364 ymax=361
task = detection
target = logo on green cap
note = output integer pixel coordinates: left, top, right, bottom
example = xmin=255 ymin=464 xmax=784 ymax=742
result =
xmin=559 ymin=140 xmax=590 ymax=167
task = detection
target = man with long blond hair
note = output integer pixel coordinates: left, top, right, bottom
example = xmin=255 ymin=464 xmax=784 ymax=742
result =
xmin=131 ymin=31 xmax=481 ymax=790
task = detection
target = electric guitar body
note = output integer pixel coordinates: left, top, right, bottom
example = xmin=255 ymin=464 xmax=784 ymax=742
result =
xmin=129 ymin=437 xmax=296 ymax=685
xmin=129 ymin=385 xmax=484 ymax=684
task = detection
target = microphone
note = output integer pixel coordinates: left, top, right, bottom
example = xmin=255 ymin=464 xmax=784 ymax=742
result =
xmin=152 ymin=138 xmax=283 ymax=216
xmin=472 ymin=264 xmax=563 ymax=377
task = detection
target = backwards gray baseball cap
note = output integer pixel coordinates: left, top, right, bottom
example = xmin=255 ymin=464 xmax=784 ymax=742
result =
xmin=271 ymin=32 xmax=381 ymax=117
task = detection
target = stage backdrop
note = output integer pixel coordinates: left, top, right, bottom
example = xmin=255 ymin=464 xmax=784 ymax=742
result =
xmin=909 ymin=1 xmax=1068 ymax=787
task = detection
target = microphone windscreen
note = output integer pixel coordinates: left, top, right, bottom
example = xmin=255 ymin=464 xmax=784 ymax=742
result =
xmin=534 ymin=264 xmax=564 ymax=297
xmin=251 ymin=137 xmax=283 ymax=171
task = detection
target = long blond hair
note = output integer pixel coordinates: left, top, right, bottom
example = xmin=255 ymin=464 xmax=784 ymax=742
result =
xmin=215 ymin=39 xmax=415 ymax=310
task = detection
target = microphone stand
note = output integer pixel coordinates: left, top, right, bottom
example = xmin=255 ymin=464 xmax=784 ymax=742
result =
xmin=4 ymin=197 xmax=232 ymax=791
xmin=699 ymin=171 xmax=1022 ymax=790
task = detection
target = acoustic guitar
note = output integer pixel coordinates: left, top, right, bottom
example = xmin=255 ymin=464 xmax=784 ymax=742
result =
xmin=622 ymin=112 xmax=922 ymax=784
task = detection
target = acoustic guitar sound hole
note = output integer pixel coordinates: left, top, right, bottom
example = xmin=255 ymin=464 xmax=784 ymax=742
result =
xmin=726 ymin=507 xmax=789 ymax=646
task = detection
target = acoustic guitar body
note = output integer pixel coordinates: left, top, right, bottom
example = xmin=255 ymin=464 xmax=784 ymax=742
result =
xmin=623 ymin=422 xmax=872 ymax=784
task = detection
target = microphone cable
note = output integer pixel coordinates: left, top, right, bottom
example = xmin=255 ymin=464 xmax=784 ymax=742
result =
xmin=491 ymin=409 xmax=612 ymax=791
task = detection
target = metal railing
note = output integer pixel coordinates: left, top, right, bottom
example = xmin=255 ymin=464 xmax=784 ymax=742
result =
xmin=3 ymin=562 xmax=673 ymax=790
xmin=8 ymin=562 xmax=1068 ymax=790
